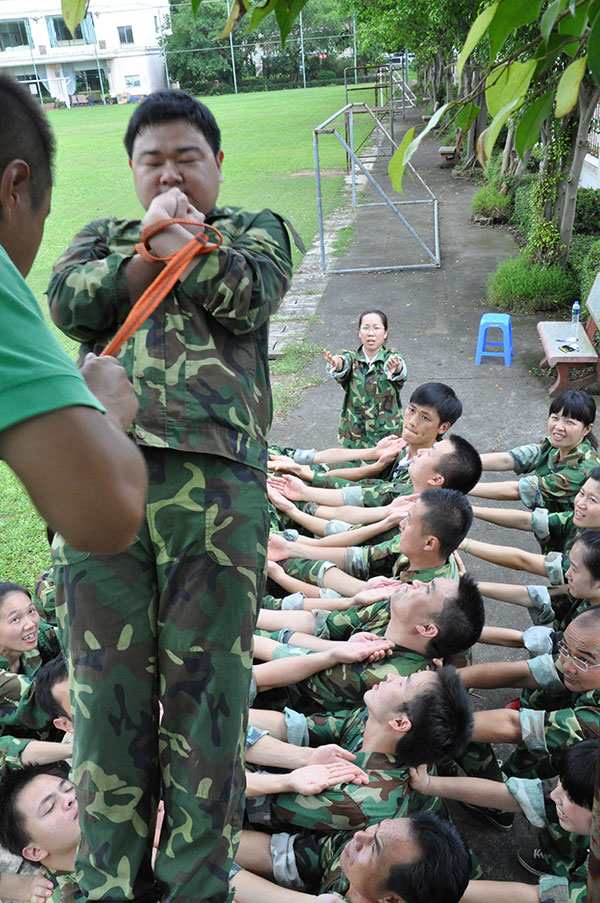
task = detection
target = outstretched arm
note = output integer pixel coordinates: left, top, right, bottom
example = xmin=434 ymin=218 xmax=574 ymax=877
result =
xmin=460 ymin=537 xmax=546 ymax=576
xmin=408 ymin=764 xmax=519 ymax=812
xmin=470 ymin=505 xmax=533 ymax=531
xmin=469 ymin=480 xmax=521 ymax=501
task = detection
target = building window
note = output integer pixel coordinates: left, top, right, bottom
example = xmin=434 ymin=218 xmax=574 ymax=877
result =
xmin=118 ymin=25 xmax=134 ymax=44
xmin=0 ymin=20 xmax=30 ymax=51
xmin=48 ymin=16 xmax=84 ymax=45
xmin=125 ymin=74 xmax=141 ymax=88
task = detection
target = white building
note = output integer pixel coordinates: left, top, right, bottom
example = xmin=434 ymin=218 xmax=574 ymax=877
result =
xmin=0 ymin=0 xmax=169 ymax=105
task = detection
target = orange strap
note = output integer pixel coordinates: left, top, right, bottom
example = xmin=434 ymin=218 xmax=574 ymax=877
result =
xmin=100 ymin=219 xmax=223 ymax=358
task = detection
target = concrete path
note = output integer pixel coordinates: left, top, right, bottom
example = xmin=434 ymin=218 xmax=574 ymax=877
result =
xmin=270 ymin=104 xmax=563 ymax=883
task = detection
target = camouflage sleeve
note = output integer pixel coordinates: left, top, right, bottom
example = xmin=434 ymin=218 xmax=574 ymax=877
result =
xmin=306 ymin=711 xmax=349 ymax=746
xmin=345 ymin=537 xmax=399 ymax=580
xmin=539 ymin=875 xmax=578 ymax=903
xmin=509 ymin=443 xmax=544 ymax=474
xmin=48 ymin=218 xmax=134 ymax=343
xmin=318 ymin=608 xmax=366 ymax=641
xmin=523 ymin=468 xmax=586 ymax=510
xmin=269 ymin=768 xmax=415 ymax=833
xmin=0 ymin=670 xmax=50 ymax=732
xmin=176 ymin=209 xmax=292 ymax=334
xmin=505 ymin=776 xmax=547 ymax=827
xmin=521 ymin=704 xmax=600 ymax=771
xmin=329 ymin=352 xmax=352 ymax=386
xmin=0 ymin=735 xmax=29 ymax=777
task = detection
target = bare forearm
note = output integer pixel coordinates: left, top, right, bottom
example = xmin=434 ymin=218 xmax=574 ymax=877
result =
xmin=469 ymin=480 xmax=520 ymax=501
xmin=478 ymin=626 xmax=524 ymax=648
xmin=471 ymin=505 xmax=533 ymax=531
xmin=257 ymin=610 xmax=316 ymax=634
xmin=254 ymin=649 xmax=338 ymax=691
xmin=280 ymin=504 xmax=330 ymax=536
xmin=478 ymin=583 xmax=535 ymax=607
xmin=20 ymin=740 xmax=73 ymax=766
xmin=459 ymin=660 xmax=534 ymax=689
xmin=231 ymin=869 xmax=316 ymax=903
xmin=461 ymin=880 xmax=539 ymax=903
xmin=480 ymin=452 xmax=517 ymax=471
xmin=461 ymin=538 xmax=546 ymax=576
xmin=419 ymin=774 xmax=518 ymax=812
xmin=286 ymin=540 xmax=347 ymax=567
xmin=472 ymin=708 xmax=522 ymax=743
xmin=322 ymin=567 xmax=367 ymax=596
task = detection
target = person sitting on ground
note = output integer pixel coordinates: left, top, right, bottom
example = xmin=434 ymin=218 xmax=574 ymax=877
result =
xmin=470 ymin=389 xmax=599 ymax=513
xmin=231 ymin=812 xmax=470 ymax=903
xmin=409 ymin=738 xmax=598 ymax=902
xmin=478 ymin=530 xmax=600 ymax=638
xmin=0 ymin=583 xmax=63 ymax=739
xmin=267 ymin=433 xmax=481 ymax=538
xmin=463 ymin=608 xmax=600 ymax=780
xmin=246 ymin=667 xmax=473 ymax=835
xmin=267 ymin=489 xmax=471 ymax=598
xmin=470 ymin=466 xmax=600 ymax=555
xmin=324 ymin=308 xmax=407 ymax=448
xmin=269 ymin=382 xmax=464 ymax=509
xmin=254 ymin=575 xmax=484 ymax=712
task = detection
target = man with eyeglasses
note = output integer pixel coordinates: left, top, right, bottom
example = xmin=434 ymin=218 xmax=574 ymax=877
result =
xmin=455 ymin=607 xmax=600 ymax=783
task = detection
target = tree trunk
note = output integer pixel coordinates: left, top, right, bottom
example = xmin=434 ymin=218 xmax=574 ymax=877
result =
xmin=465 ymin=63 xmax=487 ymax=169
xmin=557 ymin=82 xmax=600 ymax=259
xmin=501 ymin=125 xmax=515 ymax=177
xmin=515 ymin=147 xmax=531 ymax=177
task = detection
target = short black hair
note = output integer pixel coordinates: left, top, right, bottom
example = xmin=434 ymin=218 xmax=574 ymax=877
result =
xmin=549 ymin=390 xmax=597 ymax=448
xmin=419 ymin=488 xmax=473 ymax=560
xmin=34 ymin=653 xmax=69 ymax=720
xmin=587 ymin=467 xmax=600 ymax=485
xmin=558 ymin=739 xmax=598 ymax=811
xmin=385 ymin=812 xmax=470 ymax=903
xmin=437 ymin=435 xmax=482 ymax=494
xmin=0 ymin=581 xmax=31 ymax=609
xmin=0 ymin=74 xmax=54 ymax=214
xmin=426 ymin=574 xmax=485 ymax=658
xmin=0 ymin=763 xmax=69 ymax=857
xmin=394 ymin=666 xmax=473 ymax=765
xmin=409 ymin=383 xmax=462 ymax=431
xmin=358 ymin=309 xmax=388 ymax=330
xmin=574 ymin=530 xmax=600 ymax=582
xmin=124 ymin=90 xmax=221 ymax=159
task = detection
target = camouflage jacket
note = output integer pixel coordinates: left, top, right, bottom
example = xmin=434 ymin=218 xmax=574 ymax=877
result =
xmin=47 ymin=208 xmax=294 ymax=472
xmin=506 ymin=684 xmax=600 ymax=780
xmin=0 ymin=735 xmax=29 ymax=779
xmin=266 ymin=750 xmax=439 ymax=834
xmin=307 ymin=706 xmax=369 ymax=751
xmin=531 ymin=508 xmax=580 ymax=556
xmin=328 ymin=346 xmax=406 ymax=448
xmin=0 ymin=620 xmax=60 ymax=736
xmin=47 ymin=870 xmax=84 ymax=903
xmin=311 ymin=463 xmax=414 ymax=508
xmin=291 ymin=830 xmax=351 ymax=897
xmin=344 ymin=537 xmax=460 ymax=581
xmin=509 ymin=437 xmax=600 ymax=513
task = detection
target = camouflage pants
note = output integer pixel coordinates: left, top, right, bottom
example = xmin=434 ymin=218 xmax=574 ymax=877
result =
xmin=51 ymin=449 xmax=267 ymax=903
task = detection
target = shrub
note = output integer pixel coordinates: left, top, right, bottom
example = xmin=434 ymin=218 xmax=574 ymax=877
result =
xmin=574 ymin=188 xmax=600 ymax=235
xmin=487 ymin=254 xmax=578 ymax=313
xmin=568 ymin=234 xmax=597 ymax=285
xmin=581 ymin=240 xmax=600 ymax=301
xmin=512 ymin=178 xmax=537 ymax=240
xmin=471 ymin=183 xmax=512 ymax=221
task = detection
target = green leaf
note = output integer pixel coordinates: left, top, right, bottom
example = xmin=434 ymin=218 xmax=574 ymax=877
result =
xmin=402 ymin=103 xmax=450 ymax=168
xmin=274 ymin=0 xmax=309 ymax=46
xmin=515 ymin=92 xmax=554 ymax=157
xmin=61 ymin=0 xmax=88 ymax=37
xmin=555 ymin=55 xmax=587 ymax=116
xmin=557 ymin=1 xmax=589 ymax=54
xmin=219 ymin=0 xmax=247 ymax=37
xmin=480 ymin=96 xmax=524 ymax=167
xmin=457 ymin=2 xmax=499 ymax=80
xmin=388 ymin=127 xmax=416 ymax=194
xmin=191 ymin=0 xmax=203 ymax=14
xmin=488 ymin=0 xmax=542 ymax=62
xmin=588 ymin=12 xmax=600 ymax=86
xmin=541 ymin=0 xmax=566 ymax=43
xmin=486 ymin=59 xmax=537 ymax=118
xmin=534 ymin=31 xmax=572 ymax=77
xmin=455 ymin=102 xmax=481 ymax=131
xmin=247 ymin=0 xmax=277 ymax=30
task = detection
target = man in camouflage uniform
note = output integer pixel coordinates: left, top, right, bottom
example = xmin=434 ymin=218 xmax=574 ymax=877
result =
xmin=467 ymin=609 xmax=600 ymax=781
xmin=230 ymin=812 xmax=470 ymax=903
xmin=47 ymin=91 xmax=296 ymax=903
xmin=267 ymin=489 xmax=471 ymax=596
xmin=247 ymin=666 xmax=472 ymax=833
xmin=255 ymin=574 xmax=484 ymax=712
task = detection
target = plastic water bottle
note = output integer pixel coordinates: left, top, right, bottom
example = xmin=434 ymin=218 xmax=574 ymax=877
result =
xmin=569 ymin=300 xmax=580 ymax=344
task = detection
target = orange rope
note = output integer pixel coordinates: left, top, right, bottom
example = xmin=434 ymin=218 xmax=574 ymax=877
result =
xmin=100 ymin=219 xmax=222 ymax=358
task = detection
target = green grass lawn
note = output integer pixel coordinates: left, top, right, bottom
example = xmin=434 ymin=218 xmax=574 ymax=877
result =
xmin=2 ymin=84 xmax=367 ymax=587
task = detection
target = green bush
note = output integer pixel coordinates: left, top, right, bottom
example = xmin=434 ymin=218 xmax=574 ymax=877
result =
xmin=568 ymin=234 xmax=597 ymax=283
xmin=511 ymin=178 xmax=537 ymax=240
xmin=581 ymin=240 xmax=600 ymax=301
xmin=487 ymin=254 xmax=578 ymax=313
xmin=574 ymin=188 xmax=600 ymax=235
xmin=471 ymin=183 xmax=512 ymax=221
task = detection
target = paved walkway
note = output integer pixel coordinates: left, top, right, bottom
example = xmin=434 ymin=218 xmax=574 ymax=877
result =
xmin=270 ymin=103 xmax=558 ymax=882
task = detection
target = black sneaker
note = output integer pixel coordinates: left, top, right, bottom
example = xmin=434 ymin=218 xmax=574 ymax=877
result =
xmin=517 ymin=848 xmax=551 ymax=876
xmin=462 ymin=801 xmax=514 ymax=831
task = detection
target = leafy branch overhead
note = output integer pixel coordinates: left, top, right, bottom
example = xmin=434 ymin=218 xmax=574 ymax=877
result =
xmin=389 ymin=0 xmax=600 ymax=189
xmin=61 ymin=0 xmax=308 ymax=44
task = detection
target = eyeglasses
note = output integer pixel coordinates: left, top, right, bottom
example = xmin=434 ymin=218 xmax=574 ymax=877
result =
xmin=557 ymin=640 xmax=600 ymax=673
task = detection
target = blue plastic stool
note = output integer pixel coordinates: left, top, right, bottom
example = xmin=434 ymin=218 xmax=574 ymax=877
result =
xmin=475 ymin=313 xmax=513 ymax=367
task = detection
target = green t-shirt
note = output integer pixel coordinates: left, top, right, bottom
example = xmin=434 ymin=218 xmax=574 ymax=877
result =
xmin=0 ymin=245 xmax=102 ymax=433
